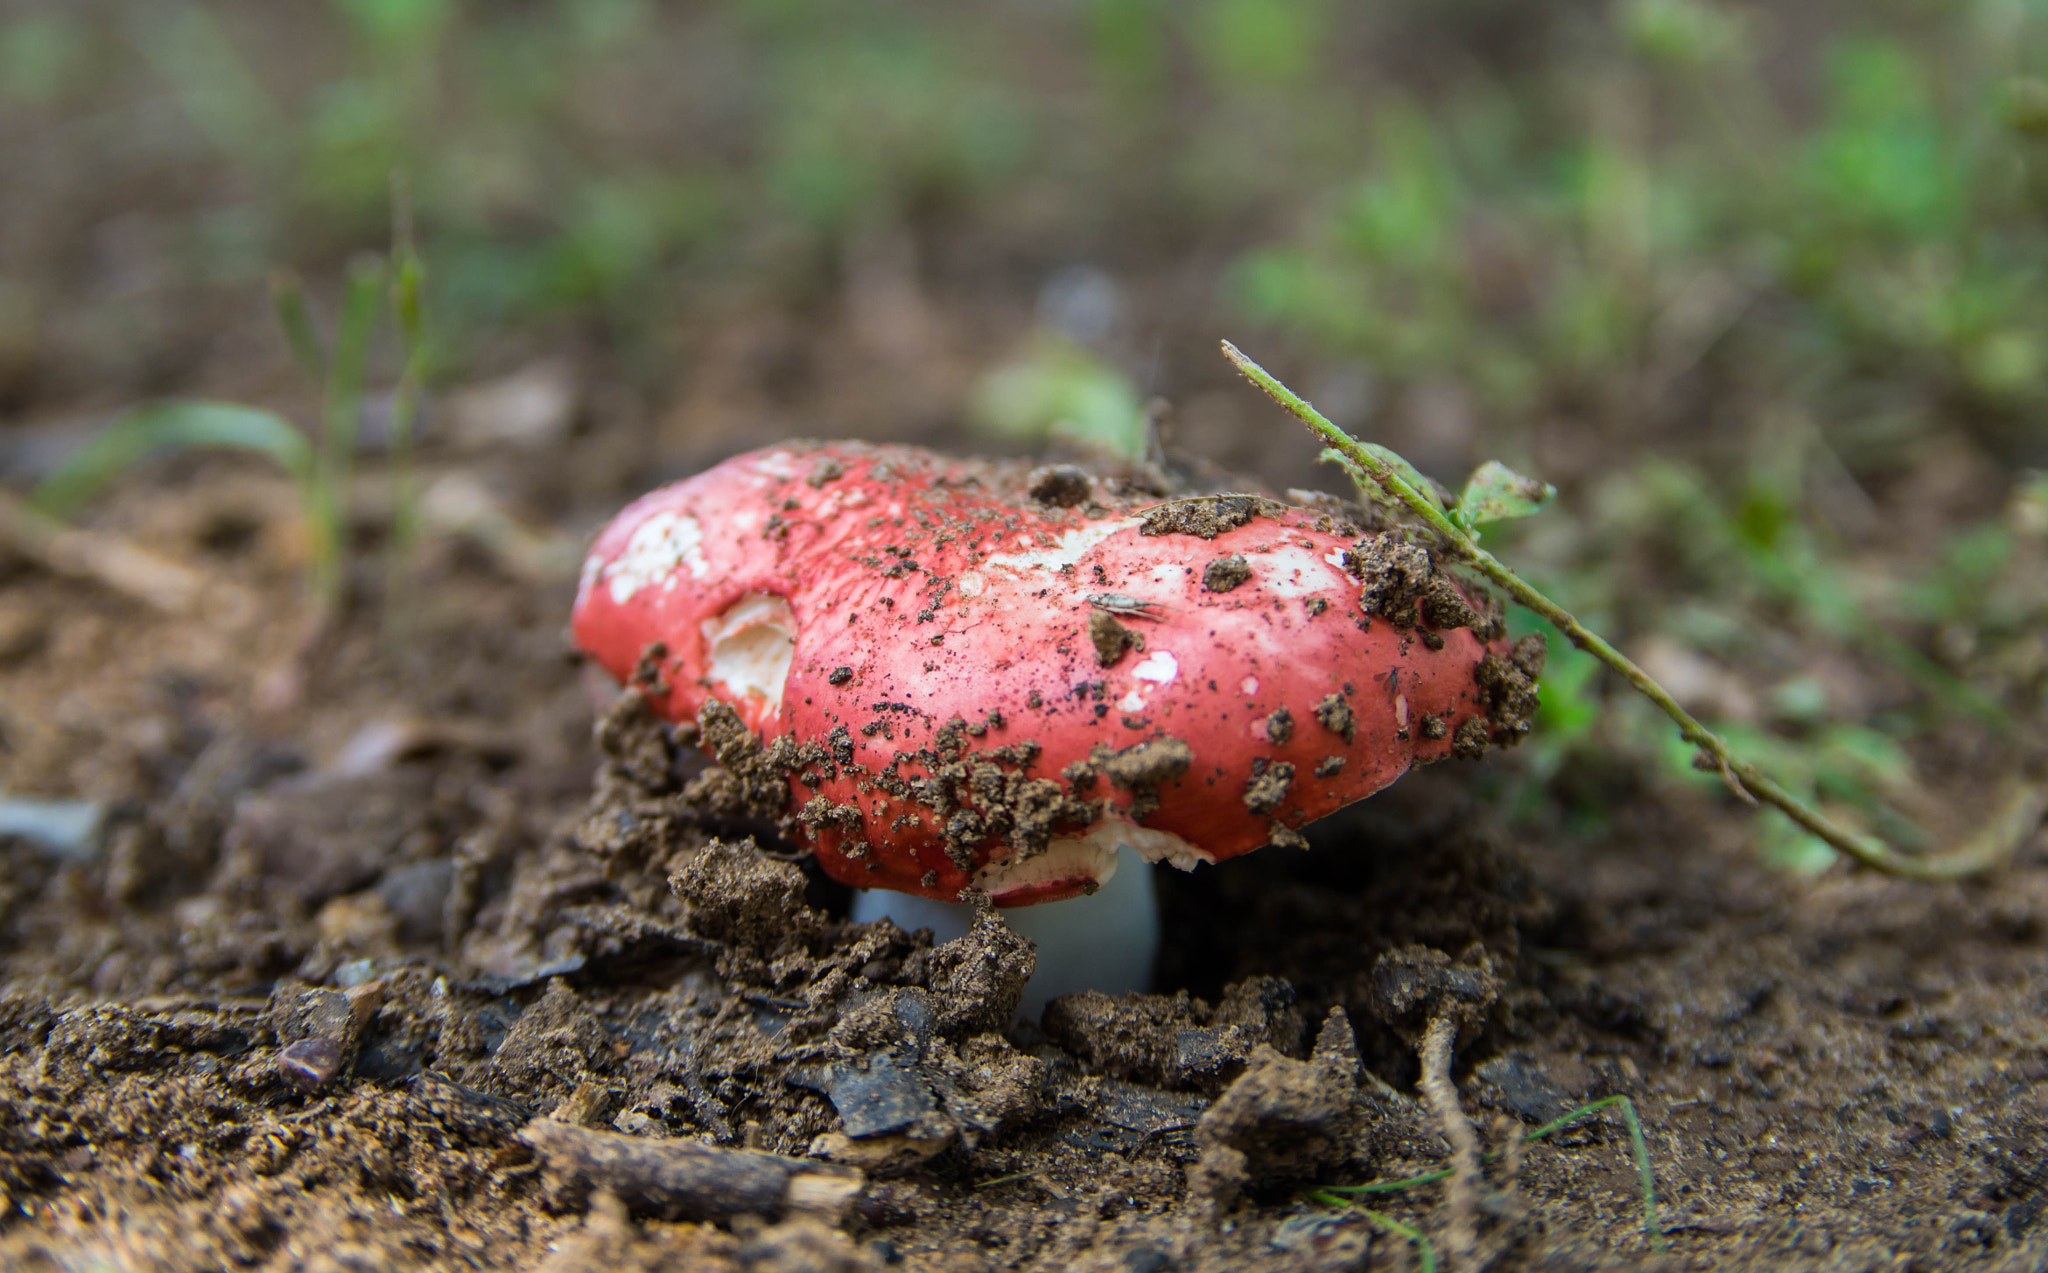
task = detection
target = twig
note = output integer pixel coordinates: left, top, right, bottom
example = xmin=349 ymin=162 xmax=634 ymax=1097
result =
xmin=1222 ymin=339 xmax=2048 ymax=881
xmin=1417 ymin=1012 xmax=1482 ymax=1270
xmin=519 ymin=1119 xmax=865 ymax=1223
xmin=0 ymin=486 xmax=245 ymax=617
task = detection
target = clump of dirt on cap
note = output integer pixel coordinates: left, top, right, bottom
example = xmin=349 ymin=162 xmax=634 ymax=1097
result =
xmin=1087 ymin=609 xmax=1138 ymax=667
xmin=689 ymin=700 xmax=827 ymax=824
xmin=1202 ymin=553 xmax=1252 ymax=593
xmin=1345 ymin=537 xmax=1501 ymax=639
xmin=1138 ymin=494 xmax=1280 ymax=539
xmin=1456 ymin=634 xmax=1546 ymax=758
xmin=1086 ymin=735 xmax=1195 ymax=819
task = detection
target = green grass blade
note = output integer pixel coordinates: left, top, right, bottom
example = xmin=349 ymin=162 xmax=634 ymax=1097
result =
xmin=386 ymin=175 xmax=429 ymax=639
xmin=270 ymin=270 xmax=328 ymax=384
xmin=307 ymin=255 xmax=388 ymax=613
xmin=1314 ymin=1093 xmax=1665 ymax=1253
xmin=32 ymin=401 xmax=313 ymax=519
xmin=1360 ymin=1209 xmax=1436 ymax=1273
xmin=1520 ymin=1095 xmax=1665 ymax=1250
xmin=1306 ymin=1196 xmax=1437 ymax=1273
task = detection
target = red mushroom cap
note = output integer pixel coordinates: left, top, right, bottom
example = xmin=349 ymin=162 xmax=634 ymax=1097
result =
xmin=572 ymin=443 xmax=1538 ymax=907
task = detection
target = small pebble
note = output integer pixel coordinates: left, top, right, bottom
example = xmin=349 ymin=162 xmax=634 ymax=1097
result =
xmin=279 ymin=1037 xmax=344 ymax=1091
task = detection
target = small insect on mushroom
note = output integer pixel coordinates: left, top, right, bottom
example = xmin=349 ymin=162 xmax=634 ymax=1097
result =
xmin=1087 ymin=593 xmax=1172 ymax=621
xmin=572 ymin=442 xmax=1541 ymax=1012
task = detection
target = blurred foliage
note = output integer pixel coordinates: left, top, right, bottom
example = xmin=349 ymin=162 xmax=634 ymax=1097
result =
xmin=971 ymin=334 xmax=1148 ymax=459
xmin=7 ymin=0 xmax=2042 ymax=444
xmin=1236 ymin=5 xmax=2048 ymax=442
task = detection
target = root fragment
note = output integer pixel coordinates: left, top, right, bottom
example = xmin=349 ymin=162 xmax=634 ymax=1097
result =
xmin=1418 ymin=1010 xmax=1484 ymax=1270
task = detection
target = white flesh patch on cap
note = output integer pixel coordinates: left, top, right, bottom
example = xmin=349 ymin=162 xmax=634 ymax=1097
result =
xmin=1118 ymin=821 xmax=1215 ymax=871
xmin=956 ymin=571 xmax=986 ymax=599
xmin=814 ymin=486 xmax=869 ymax=518
xmin=1114 ymin=651 xmax=1173 ymax=723
xmin=1256 ymin=544 xmax=1351 ymax=598
xmin=606 ymin=510 xmax=709 ymax=603
xmin=972 ymin=825 xmax=1121 ymax=895
xmin=702 ymin=592 xmax=796 ymax=711
xmin=1132 ymin=649 xmax=1177 ymax=684
xmin=982 ymin=517 xmax=1139 ymax=575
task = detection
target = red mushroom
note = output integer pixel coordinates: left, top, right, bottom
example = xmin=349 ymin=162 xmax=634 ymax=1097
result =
xmin=572 ymin=442 xmax=1539 ymax=919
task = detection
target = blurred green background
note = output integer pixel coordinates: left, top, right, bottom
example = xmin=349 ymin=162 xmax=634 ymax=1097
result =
xmin=3 ymin=0 xmax=2046 ymax=855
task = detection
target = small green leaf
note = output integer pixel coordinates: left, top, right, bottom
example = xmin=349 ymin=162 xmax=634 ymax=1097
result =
xmin=33 ymin=401 xmax=313 ymax=519
xmin=1456 ymin=459 xmax=1555 ymax=531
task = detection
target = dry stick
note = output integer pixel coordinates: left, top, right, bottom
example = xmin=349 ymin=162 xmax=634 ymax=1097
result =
xmin=1417 ymin=1012 xmax=1484 ymax=1271
xmin=520 ymin=1119 xmax=865 ymax=1223
xmin=0 ymin=486 xmax=232 ymax=616
xmin=1222 ymin=340 xmax=2048 ymax=881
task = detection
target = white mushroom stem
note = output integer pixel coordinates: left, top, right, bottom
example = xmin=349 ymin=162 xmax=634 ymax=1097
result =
xmin=850 ymin=845 xmax=1160 ymax=1022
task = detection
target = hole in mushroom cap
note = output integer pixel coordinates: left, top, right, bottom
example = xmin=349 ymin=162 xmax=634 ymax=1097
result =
xmin=702 ymin=592 xmax=796 ymax=713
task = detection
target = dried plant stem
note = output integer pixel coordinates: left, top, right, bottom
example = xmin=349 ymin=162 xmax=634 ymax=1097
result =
xmin=1417 ymin=1012 xmax=1482 ymax=1270
xmin=0 ymin=487 xmax=224 ymax=616
xmin=1223 ymin=340 xmax=2048 ymax=881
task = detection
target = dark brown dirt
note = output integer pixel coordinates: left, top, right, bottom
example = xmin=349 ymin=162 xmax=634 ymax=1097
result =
xmin=1202 ymin=554 xmax=1253 ymax=594
xmin=4 ymin=415 xmax=2048 ymax=1272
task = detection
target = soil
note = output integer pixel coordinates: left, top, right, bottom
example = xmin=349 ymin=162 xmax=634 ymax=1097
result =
xmin=4 ymin=426 xmax=2046 ymax=1273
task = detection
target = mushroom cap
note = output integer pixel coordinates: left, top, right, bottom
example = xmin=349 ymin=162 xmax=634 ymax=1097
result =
xmin=572 ymin=442 xmax=1538 ymax=906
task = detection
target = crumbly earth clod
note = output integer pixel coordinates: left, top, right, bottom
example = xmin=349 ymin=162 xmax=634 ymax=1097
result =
xmin=1202 ymin=554 xmax=1252 ymax=593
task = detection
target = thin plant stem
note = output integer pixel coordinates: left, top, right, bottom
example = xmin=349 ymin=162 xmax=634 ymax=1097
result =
xmin=310 ymin=257 xmax=387 ymax=619
xmin=1222 ymin=340 xmax=2048 ymax=881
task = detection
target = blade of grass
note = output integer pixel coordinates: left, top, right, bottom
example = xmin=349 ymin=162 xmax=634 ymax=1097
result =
xmin=32 ymin=401 xmax=313 ymax=519
xmin=1302 ymin=1199 xmax=1438 ymax=1273
xmin=270 ymin=270 xmax=328 ymax=385
xmin=308 ymin=255 xmax=388 ymax=616
xmin=385 ymin=173 xmax=428 ymax=640
xmin=1222 ymin=339 xmax=2047 ymax=881
xmin=1317 ymin=1094 xmax=1664 ymax=1251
